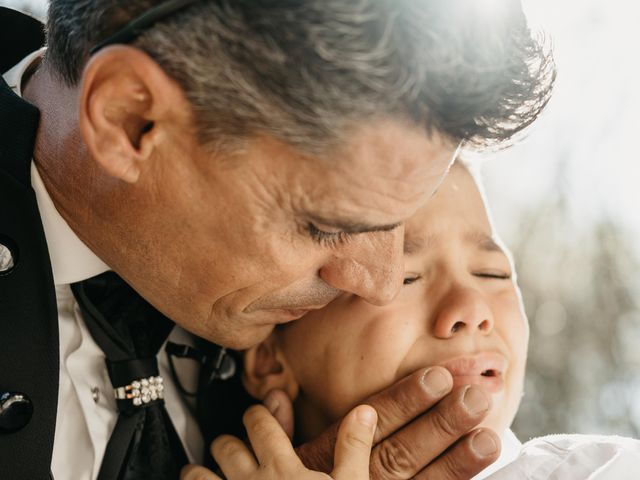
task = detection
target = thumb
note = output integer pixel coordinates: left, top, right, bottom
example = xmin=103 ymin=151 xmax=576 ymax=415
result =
xmin=331 ymin=405 xmax=377 ymax=480
xmin=263 ymin=389 xmax=295 ymax=440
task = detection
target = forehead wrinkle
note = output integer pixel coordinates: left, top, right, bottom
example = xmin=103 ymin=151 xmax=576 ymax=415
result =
xmin=346 ymin=162 xmax=450 ymax=201
xmin=302 ymin=185 xmax=420 ymax=229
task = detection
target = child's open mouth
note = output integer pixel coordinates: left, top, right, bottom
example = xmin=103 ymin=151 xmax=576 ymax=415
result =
xmin=440 ymin=352 xmax=507 ymax=393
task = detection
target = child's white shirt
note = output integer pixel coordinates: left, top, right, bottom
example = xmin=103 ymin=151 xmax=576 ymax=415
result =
xmin=474 ymin=430 xmax=640 ymax=479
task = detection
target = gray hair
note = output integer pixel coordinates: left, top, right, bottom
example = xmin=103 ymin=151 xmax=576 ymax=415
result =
xmin=46 ymin=0 xmax=555 ymax=152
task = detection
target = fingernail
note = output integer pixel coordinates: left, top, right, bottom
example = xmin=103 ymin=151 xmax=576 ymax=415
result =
xmin=471 ymin=431 xmax=498 ymax=457
xmin=462 ymin=386 xmax=490 ymax=415
xmin=264 ymin=396 xmax=279 ymax=416
xmin=356 ymin=406 xmax=377 ymax=428
xmin=421 ymin=368 xmax=451 ymax=396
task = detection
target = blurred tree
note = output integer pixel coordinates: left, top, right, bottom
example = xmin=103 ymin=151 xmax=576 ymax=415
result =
xmin=509 ymin=181 xmax=640 ymax=439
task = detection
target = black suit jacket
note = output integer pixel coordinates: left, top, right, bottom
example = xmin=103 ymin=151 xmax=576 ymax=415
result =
xmin=0 ymin=7 xmax=58 ymax=480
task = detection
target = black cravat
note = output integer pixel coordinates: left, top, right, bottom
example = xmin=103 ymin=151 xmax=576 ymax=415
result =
xmin=71 ymin=272 xmax=188 ymax=480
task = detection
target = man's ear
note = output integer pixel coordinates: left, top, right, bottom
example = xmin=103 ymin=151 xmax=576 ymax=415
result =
xmin=78 ymin=45 xmax=192 ymax=183
xmin=242 ymin=335 xmax=299 ymax=402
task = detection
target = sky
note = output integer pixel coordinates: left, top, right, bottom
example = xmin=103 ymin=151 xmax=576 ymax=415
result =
xmin=4 ymin=0 xmax=640 ymax=250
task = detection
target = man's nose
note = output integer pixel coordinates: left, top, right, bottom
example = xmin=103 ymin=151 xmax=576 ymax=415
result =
xmin=318 ymin=227 xmax=404 ymax=305
xmin=432 ymin=286 xmax=494 ymax=338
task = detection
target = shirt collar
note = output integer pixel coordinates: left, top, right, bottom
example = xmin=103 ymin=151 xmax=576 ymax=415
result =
xmin=4 ymin=49 xmax=110 ymax=285
xmin=31 ymin=164 xmax=110 ymax=285
xmin=3 ymin=47 xmax=45 ymax=95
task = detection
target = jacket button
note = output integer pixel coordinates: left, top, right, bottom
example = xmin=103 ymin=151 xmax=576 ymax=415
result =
xmin=0 ymin=235 xmax=18 ymax=274
xmin=0 ymin=392 xmax=33 ymax=433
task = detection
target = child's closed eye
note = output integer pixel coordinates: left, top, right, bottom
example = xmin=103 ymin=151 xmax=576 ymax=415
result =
xmin=473 ymin=270 xmax=511 ymax=280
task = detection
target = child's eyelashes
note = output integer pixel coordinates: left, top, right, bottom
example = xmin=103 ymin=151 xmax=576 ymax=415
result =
xmin=403 ymin=270 xmax=510 ymax=286
xmin=473 ymin=271 xmax=512 ymax=280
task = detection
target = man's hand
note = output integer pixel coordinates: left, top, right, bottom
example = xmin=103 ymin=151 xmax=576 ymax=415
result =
xmin=295 ymin=367 xmax=501 ymax=480
xmin=181 ymin=403 xmax=378 ymax=480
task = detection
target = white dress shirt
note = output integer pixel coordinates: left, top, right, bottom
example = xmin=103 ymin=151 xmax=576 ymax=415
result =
xmin=4 ymin=50 xmax=204 ymax=480
xmin=486 ymin=433 xmax=640 ymax=479
xmin=475 ymin=429 xmax=640 ymax=479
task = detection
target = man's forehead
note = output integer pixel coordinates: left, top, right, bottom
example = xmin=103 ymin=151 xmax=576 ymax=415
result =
xmin=295 ymin=172 xmax=433 ymax=232
xmin=317 ymin=120 xmax=458 ymax=195
xmin=276 ymin=120 xmax=458 ymax=232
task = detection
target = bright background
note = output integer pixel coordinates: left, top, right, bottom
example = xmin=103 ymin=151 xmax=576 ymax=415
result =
xmin=480 ymin=0 xmax=640 ymax=439
xmin=4 ymin=0 xmax=639 ymax=440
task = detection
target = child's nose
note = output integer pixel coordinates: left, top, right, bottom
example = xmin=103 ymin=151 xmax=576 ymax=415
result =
xmin=433 ymin=287 xmax=494 ymax=338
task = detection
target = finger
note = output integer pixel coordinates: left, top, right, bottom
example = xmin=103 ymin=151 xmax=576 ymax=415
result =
xmin=180 ymin=464 xmax=223 ymax=480
xmin=369 ymin=385 xmax=491 ymax=479
xmin=211 ymin=435 xmax=258 ymax=478
xmin=243 ymin=404 xmax=301 ymax=467
xmin=264 ymin=389 xmax=295 ymax=440
xmin=295 ymin=423 xmax=338 ymax=472
xmin=296 ymin=367 xmax=453 ymax=473
xmin=415 ymin=429 xmax=501 ymax=480
xmin=331 ymin=405 xmax=377 ymax=480
xmin=369 ymin=367 xmax=453 ymax=443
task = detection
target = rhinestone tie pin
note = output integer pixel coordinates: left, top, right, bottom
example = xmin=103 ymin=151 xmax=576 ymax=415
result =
xmin=114 ymin=375 xmax=164 ymax=406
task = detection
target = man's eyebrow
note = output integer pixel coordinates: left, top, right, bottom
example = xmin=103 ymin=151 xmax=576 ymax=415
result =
xmin=464 ymin=230 xmax=504 ymax=253
xmin=306 ymin=214 xmax=401 ymax=234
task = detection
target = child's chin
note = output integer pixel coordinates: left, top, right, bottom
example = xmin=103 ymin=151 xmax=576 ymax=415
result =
xmin=479 ymin=402 xmax=515 ymax=435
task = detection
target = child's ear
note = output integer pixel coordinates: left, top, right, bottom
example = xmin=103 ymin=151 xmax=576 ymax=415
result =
xmin=242 ymin=334 xmax=299 ymax=402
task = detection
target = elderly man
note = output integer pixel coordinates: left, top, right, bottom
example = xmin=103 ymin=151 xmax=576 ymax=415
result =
xmin=0 ymin=1 xmax=554 ymax=479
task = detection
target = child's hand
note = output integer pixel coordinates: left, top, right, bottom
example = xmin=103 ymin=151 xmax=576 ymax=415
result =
xmin=295 ymin=367 xmax=501 ymax=480
xmin=181 ymin=404 xmax=377 ymax=480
